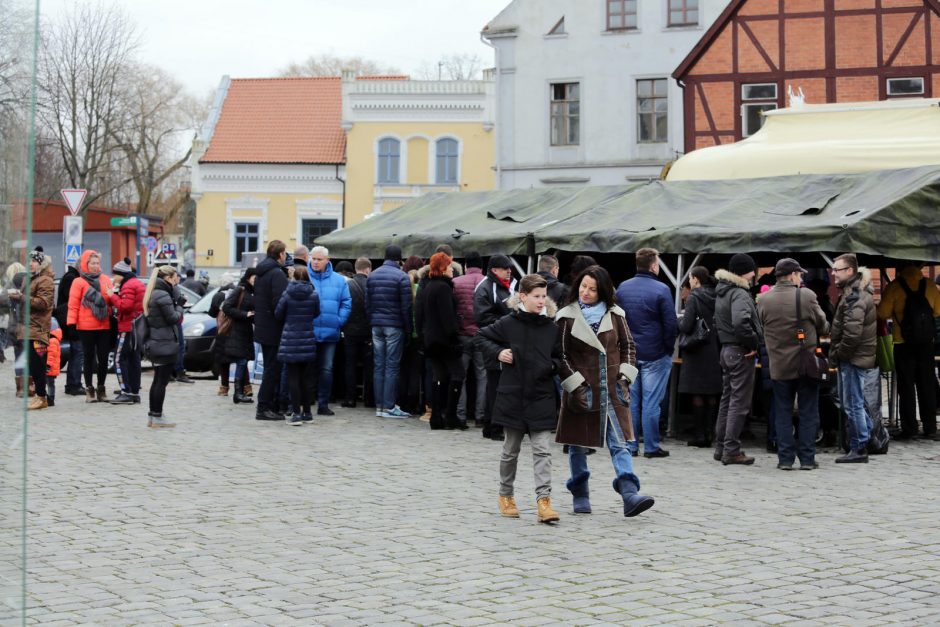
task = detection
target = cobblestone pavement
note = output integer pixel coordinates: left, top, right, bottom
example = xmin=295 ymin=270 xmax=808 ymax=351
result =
xmin=12 ymin=374 xmax=940 ymax=625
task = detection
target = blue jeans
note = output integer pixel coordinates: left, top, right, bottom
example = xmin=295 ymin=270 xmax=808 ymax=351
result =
xmin=629 ymin=354 xmax=673 ymax=454
xmin=66 ymin=336 xmax=83 ymax=389
xmin=772 ymin=377 xmax=820 ymax=465
xmin=175 ymin=326 xmax=186 ymax=374
xmin=234 ymin=359 xmax=248 ymax=387
xmin=316 ymin=341 xmax=337 ymax=407
xmin=372 ymin=326 xmax=405 ymax=410
xmin=568 ymin=405 xmax=640 ymax=496
xmin=839 ymin=363 xmax=873 ymax=452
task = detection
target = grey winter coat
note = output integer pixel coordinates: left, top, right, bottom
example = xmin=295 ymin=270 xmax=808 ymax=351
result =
xmin=830 ymin=268 xmax=877 ymax=369
xmin=757 ymin=279 xmax=830 ymax=381
xmin=714 ymin=269 xmax=764 ymax=351
xmin=146 ymin=279 xmax=184 ymax=365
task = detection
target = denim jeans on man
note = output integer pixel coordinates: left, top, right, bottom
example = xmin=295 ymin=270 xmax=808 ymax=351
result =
xmin=372 ymin=326 xmax=405 ymax=411
xmin=568 ymin=405 xmax=641 ymax=497
xmin=628 ymin=354 xmax=673 ymax=454
xmin=772 ymin=376 xmax=820 ymax=465
xmin=839 ymin=363 xmax=873 ymax=452
xmin=315 ymin=341 xmax=337 ymax=408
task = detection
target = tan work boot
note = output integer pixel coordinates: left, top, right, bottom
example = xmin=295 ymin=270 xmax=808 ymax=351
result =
xmin=537 ymin=497 xmax=560 ymax=524
xmin=498 ymin=495 xmax=520 ymax=518
xmin=218 ymin=385 xmax=229 ymax=396
xmin=27 ymin=396 xmax=48 ymax=411
xmin=85 ymin=386 xmax=98 ymax=403
xmin=243 ymin=384 xmax=253 ymax=397
xmin=96 ymin=385 xmax=108 ymax=402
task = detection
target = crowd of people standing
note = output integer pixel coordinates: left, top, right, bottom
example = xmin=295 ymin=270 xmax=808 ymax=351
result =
xmin=4 ymin=239 xmax=939 ymax=521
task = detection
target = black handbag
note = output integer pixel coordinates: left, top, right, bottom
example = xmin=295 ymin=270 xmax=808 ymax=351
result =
xmin=795 ymin=289 xmax=830 ymax=382
xmin=678 ymin=316 xmax=710 ymax=351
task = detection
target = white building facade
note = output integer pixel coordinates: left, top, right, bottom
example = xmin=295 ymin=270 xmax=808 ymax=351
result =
xmin=483 ymin=0 xmax=731 ymax=188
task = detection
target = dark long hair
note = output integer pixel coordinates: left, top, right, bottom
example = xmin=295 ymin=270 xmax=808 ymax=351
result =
xmin=688 ymin=265 xmax=716 ymax=288
xmin=568 ymin=265 xmax=616 ymax=308
xmin=567 ymin=254 xmax=597 ymax=286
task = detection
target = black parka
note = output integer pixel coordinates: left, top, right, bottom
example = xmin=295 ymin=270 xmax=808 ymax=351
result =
xmin=714 ymin=269 xmax=764 ymax=350
xmin=678 ymin=284 xmax=722 ymax=395
xmin=475 ymin=295 xmax=561 ymax=432
xmin=416 ymin=275 xmax=461 ymax=358
xmin=221 ymin=285 xmax=256 ymax=361
xmin=145 ymin=279 xmax=184 ymax=365
xmin=252 ymin=257 xmax=288 ymax=346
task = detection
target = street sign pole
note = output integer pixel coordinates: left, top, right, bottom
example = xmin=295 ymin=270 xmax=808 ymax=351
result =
xmin=137 ymin=217 xmax=149 ymax=275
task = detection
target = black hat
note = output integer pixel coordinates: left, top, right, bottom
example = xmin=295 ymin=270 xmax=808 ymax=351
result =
xmin=465 ymin=251 xmax=483 ymax=269
xmin=774 ymin=257 xmax=807 ymax=277
xmin=385 ymin=245 xmax=402 ymax=261
xmin=729 ymin=253 xmax=757 ymax=276
xmin=488 ymin=254 xmax=512 ymax=271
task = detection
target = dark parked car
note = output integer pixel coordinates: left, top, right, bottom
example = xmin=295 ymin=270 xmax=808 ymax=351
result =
xmin=182 ymin=287 xmax=223 ymax=373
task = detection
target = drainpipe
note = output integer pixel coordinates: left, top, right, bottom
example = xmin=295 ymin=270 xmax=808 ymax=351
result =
xmin=335 ymin=164 xmax=346 ymax=228
xmin=480 ymin=33 xmax=500 ymax=189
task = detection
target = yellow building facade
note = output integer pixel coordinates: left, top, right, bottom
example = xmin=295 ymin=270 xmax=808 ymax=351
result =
xmin=341 ymin=71 xmax=496 ymax=226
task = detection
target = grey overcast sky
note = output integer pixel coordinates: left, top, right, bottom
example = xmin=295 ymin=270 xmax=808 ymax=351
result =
xmin=37 ymin=0 xmax=511 ymax=96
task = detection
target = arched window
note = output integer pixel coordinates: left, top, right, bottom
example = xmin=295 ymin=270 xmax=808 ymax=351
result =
xmin=377 ymin=138 xmax=400 ymax=184
xmin=435 ymin=138 xmax=459 ymax=185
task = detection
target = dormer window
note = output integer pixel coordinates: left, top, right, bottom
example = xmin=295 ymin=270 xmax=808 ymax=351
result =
xmin=607 ymin=0 xmax=637 ymax=31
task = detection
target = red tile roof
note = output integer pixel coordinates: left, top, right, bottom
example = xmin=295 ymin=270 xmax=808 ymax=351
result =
xmin=200 ymin=77 xmax=345 ymax=165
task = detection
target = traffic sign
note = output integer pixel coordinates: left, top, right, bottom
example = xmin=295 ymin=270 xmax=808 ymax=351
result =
xmin=65 ymin=244 xmax=82 ymax=265
xmin=110 ymin=216 xmax=137 ymax=227
xmin=145 ymin=236 xmax=158 ymax=252
xmin=162 ymin=243 xmax=177 ymax=255
xmin=63 ymin=216 xmax=83 ymax=245
xmin=60 ymin=189 xmax=87 ymax=216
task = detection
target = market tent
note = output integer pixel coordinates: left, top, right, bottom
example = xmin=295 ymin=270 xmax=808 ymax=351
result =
xmin=320 ymin=165 xmax=940 ymax=262
xmin=666 ymin=99 xmax=940 ymax=182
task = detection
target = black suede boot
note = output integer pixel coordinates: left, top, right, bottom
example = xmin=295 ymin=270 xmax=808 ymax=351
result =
xmin=686 ymin=402 xmax=710 ymax=448
xmin=445 ymin=381 xmax=467 ymax=430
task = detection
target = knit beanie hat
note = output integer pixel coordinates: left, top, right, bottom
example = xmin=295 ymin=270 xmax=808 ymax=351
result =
xmin=488 ymin=254 xmax=513 ymax=271
xmin=112 ymin=257 xmax=134 ymax=277
xmin=729 ymin=253 xmax=757 ymax=276
xmin=29 ymin=249 xmax=45 ymax=265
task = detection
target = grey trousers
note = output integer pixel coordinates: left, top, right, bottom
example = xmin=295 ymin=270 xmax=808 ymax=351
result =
xmin=499 ymin=427 xmax=553 ymax=499
xmin=457 ymin=336 xmax=486 ymax=422
xmin=715 ymin=345 xmax=756 ymax=457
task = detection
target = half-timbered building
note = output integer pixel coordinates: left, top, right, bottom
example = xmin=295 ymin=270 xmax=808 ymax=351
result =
xmin=673 ymin=0 xmax=940 ymax=152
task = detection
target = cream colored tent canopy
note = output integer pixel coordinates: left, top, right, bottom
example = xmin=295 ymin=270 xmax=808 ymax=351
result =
xmin=666 ymin=98 xmax=940 ymax=181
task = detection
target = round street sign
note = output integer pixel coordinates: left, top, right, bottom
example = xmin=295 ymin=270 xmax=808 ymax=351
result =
xmin=145 ymin=236 xmax=158 ymax=252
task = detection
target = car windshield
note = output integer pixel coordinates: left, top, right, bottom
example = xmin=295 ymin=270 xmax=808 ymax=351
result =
xmin=189 ymin=287 xmax=219 ymax=314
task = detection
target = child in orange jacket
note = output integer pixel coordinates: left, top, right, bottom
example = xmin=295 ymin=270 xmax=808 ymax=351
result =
xmin=46 ymin=327 xmax=62 ymax=407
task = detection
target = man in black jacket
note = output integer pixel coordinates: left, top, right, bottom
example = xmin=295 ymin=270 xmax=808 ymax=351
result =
xmin=253 ymin=240 xmax=289 ymax=420
xmin=342 ymin=257 xmax=373 ymax=408
xmin=473 ymin=254 xmax=517 ymax=441
xmin=537 ymin=255 xmax=569 ymax=306
xmin=57 ymin=263 xmax=85 ymax=395
xmin=713 ymin=253 xmax=764 ymax=466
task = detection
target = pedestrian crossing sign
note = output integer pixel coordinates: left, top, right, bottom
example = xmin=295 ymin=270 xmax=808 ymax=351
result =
xmin=65 ymin=244 xmax=82 ymax=265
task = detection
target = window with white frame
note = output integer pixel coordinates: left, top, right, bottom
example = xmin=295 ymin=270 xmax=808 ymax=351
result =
xmin=741 ymin=83 xmax=778 ymax=137
xmin=637 ymin=79 xmax=668 ymax=143
xmin=377 ymin=137 xmax=400 ymax=184
xmin=233 ymin=223 xmax=259 ymax=263
xmin=550 ymin=82 xmax=580 ymax=146
xmin=435 ymin=138 xmax=459 ymax=185
xmin=886 ymin=77 xmax=924 ymax=97
xmin=302 ymin=219 xmax=338 ymax=247
xmin=668 ymin=0 xmax=698 ymax=26
xmin=607 ymin=0 xmax=637 ymax=30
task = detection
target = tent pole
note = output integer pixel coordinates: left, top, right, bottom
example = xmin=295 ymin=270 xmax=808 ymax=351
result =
xmin=526 ymin=234 xmax=536 ymax=274
xmin=819 ymin=252 xmax=835 ymax=268
xmin=509 ymin=257 xmax=526 ymax=278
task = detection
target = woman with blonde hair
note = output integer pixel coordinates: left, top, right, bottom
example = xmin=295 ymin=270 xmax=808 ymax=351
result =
xmin=67 ymin=250 xmax=115 ymax=402
xmin=143 ymin=265 xmax=185 ymax=428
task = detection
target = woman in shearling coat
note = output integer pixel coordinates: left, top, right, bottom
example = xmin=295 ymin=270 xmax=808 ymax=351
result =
xmin=556 ymin=265 xmax=654 ymax=518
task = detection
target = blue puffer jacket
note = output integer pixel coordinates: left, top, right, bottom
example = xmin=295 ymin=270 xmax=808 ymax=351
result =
xmin=309 ymin=261 xmax=351 ymax=343
xmin=275 ymin=280 xmax=321 ymax=362
xmin=615 ymin=271 xmax=678 ymax=361
xmin=366 ymin=260 xmax=413 ymax=333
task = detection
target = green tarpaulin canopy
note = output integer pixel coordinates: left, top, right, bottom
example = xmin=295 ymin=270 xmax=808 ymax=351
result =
xmin=319 ymin=166 xmax=940 ymax=262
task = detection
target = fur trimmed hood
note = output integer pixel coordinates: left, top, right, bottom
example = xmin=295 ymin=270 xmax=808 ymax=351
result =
xmin=507 ymin=292 xmax=558 ymax=318
xmin=715 ymin=268 xmax=751 ymax=289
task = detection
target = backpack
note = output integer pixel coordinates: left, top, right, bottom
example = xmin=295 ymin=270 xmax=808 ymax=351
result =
xmin=898 ymin=278 xmax=935 ymax=344
xmin=132 ymin=313 xmax=150 ymax=357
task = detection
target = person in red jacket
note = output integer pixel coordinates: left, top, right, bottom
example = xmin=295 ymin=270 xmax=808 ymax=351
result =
xmin=110 ymin=258 xmax=145 ymax=404
xmin=67 ymin=249 xmax=115 ymax=403
xmin=46 ymin=326 xmax=62 ymax=407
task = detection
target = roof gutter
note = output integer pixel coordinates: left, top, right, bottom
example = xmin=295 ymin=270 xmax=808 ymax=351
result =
xmin=336 ymin=164 xmax=346 ymax=228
